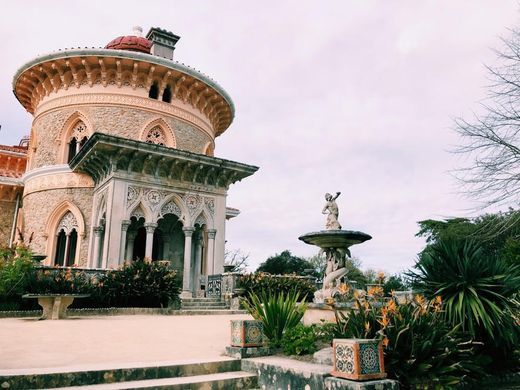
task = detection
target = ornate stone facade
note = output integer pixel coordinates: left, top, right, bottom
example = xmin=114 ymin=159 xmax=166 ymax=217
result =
xmin=4 ymin=27 xmax=257 ymax=297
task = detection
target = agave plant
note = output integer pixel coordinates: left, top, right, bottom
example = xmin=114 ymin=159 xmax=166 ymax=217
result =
xmin=242 ymin=289 xmax=306 ymax=347
xmin=409 ymin=238 xmax=520 ymax=349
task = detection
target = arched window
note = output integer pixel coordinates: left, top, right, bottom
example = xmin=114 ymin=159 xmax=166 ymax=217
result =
xmin=145 ymin=126 xmax=166 ymax=146
xmin=68 ymin=137 xmax=77 ymax=163
xmin=67 ymin=121 xmax=88 ymax=162
xmin=53 ymin=211 xmax=79 ymax=266
xmin=162 ymin=86 xmax=172 ymax=103
xmin=149 ymin=82 xmax=159 ymax=99
xmin=79 ymin=136 xmax=88 ymax=148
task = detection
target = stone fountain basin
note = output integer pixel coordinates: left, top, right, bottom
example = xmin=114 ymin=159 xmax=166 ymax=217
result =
xmin=298 ymin=230 xmax=372 ymax=249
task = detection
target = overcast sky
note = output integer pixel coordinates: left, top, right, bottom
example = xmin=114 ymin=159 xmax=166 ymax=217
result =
xmin=0 ymin=1 xmax=518 ymax=273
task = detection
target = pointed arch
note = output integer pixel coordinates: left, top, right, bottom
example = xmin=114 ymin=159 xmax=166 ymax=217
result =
xmin=128 ymin=202 xmax=152 ymax=222
xmin=44 ymin=200 xmax=86 ymax=266
xmin=156 ymin=193 xmax=187 ymax=224
xmin=57 ymin=111 xmax=93 ymax=163
xmin=140 ymin=118 xmax=176 ymax=148
xmin=194 ymin=209 xmax=213 ymax=229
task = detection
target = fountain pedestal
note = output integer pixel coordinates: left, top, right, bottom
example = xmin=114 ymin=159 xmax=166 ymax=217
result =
xmin=299 ymin=230 xmax=371 ymax=305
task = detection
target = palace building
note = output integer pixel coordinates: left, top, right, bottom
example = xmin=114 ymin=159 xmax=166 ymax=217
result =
xmin=1 ymin=26 xmax=257 ymax=297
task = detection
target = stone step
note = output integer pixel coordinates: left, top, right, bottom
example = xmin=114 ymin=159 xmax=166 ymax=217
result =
xmin=175 ymin=309 xmax=247 ymax=315
xmin=0 ymin=358 xmax=242 ymax=389
xmin=181 ymin=302 xmax=228 ymax=308
xmin=57 ymin=371 xmax=258 ymax=389
xmin=181 ymin=306 xmax=229 ymax=311
xmin=181 ymin=298 xmax=222 ymax=302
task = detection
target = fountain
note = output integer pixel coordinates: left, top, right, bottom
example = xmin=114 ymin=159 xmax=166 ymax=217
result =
xmin=299 ymin=192 xmax=372 ymax=308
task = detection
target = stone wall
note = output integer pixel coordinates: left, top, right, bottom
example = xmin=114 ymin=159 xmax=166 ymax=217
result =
xmin=0 ymin=201 xmax=16 ymax=246
xmin=22 ymin=188 xmax=93 ymax=266
xmin=31 ymin=105 xmax=212 ymax=168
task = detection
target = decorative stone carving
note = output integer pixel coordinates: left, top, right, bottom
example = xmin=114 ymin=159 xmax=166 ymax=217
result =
xmin=182 ymin=226 xmax=195 ymax=237
xmin=207 ymin=229 xmax=217 ymax=240
xmin=145 ymin=126 xmax=166 ymax=146
xmin=194 ymin=214 xmax=206 ymax=227
xmin=127 ymin=186 xmax=139 ymax=204
xmin=24 ymin=172 xmax=94 ymax=195
xmin=57 ymin=211 xmax=78 ymax=235
xmin=121 ymin=220 xmax=131 ymax=232
xmin=35 ymin=93 xmax=213 ymax=137
xmin=145 ymin=189 xmax=162 ymax=206
xmin=204 ymin=197 xmax=215 ymax=216
xmin=184 ymin=193 xmax=202 ymax=215
xmin=130 ymin=205 xmax=145 ymax=221
xmin=161 ymin=200 xmax=182 ymax=218
xmin=71 ymin=121 xmax=87 ymax=139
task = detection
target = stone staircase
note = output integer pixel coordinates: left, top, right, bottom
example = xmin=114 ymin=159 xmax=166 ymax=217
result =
xmin=181 ymin=298 xmax=235 ymax=312
xmin=0 ymin=358 xmax=257 ymax=389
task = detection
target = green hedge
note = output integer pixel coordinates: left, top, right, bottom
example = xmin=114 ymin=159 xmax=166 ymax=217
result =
xmin=239 ymin=272 xmax=316 ymax=303
xmin=0 ymin=251 xmax=181 ymax=309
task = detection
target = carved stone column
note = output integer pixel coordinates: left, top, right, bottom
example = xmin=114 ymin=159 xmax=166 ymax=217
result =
xmin=119 ymin=220 xmax=131 ymax=264
xmin=125 ymin=231 xmax=137 ymax=261
xmin=205 ymin=229 xmax=217 ymax=276
xmin=144 ymin=223 xmax=158 ymax=260
xmin=162 ymin=235 xmax=171 ymax=261
xmin=92 ymin=226 xmax=105 ymax=268
xmin=193 ymin=233 xmax=203 ymax=293
xmin=181 ymin=226 xmax=195 ymax=298
xmin=63 ymin=233 xmax=71 ymax=267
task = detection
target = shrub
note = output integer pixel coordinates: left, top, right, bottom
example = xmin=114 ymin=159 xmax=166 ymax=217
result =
xmin=0 ymin=245 xmax=34 ymax=297
xmin=26 ymin=268 xmax=90 ymax=295
xmin=281 ymin=321 xmax=337 ymax=356
xmin=281 ymin=324 xmax=318 ymax=356
xmin=334 ymin=296 xmax=486 ymax=389
xmin=408 ymin=238 xmax=520 ymax=359
xmin=239 ymin=272 xmax=316 ymax=303
xmin=243 ymin=289 xmax=306 ymax=348
xmin=97 ymin=260 xmax=180 ymax=307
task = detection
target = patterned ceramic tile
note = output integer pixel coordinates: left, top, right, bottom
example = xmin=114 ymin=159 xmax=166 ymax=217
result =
xmin=230 ymin=320 xmax=263 ymax=347
xmin=359 ymin=342 xmax=381 ymax=374
xmin=332 ymin=339 xmax=386 ymax=381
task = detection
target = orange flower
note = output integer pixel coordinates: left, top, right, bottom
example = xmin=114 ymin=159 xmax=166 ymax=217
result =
xmin=378 ymin=313 xmax=390 ymax=328
xmin=432 ymin=296 xmax=443 ymax=312
xmin=385 ymin=299 xmax=397 ymax=314
xmin=364 ymin=321 xmax=371 ymax=332
xmin=338 ymin=283 xmax=350 ymax=295
xmin=368 ymin=286 xmax=384 ymax=297
xmin=414 ymin=294 xmax=426 ymax=307
xmin=382 ymin=336 xmax=389 ymax=348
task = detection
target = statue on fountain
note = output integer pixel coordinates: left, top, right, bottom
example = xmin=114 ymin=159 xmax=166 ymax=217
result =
xmin=299 ymin=192 xmax=372 ymax=303
xmin=322 ymin=192 xmax=342 ymax=230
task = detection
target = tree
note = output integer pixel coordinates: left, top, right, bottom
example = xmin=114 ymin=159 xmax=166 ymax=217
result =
xmin=454 ymin=28 xmax=520 ymax=209
xmin=256 ymin=250 xmax=316 ymax=276
xmin=417 ymin=211 xmax=520 ymax=267
xmin=224 ymin=249 xmax=250 ymax=272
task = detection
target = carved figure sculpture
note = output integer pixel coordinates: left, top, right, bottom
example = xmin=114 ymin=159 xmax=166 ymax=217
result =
xmin=322 ymin=192 xmax=342 ymax=230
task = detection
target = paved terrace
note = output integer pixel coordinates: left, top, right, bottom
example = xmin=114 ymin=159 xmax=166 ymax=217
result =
xmin=0 ymin=314 xmax=251 ymax=373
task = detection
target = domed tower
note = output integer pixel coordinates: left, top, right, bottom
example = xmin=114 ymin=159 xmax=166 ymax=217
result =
xmin=13 ymin=26 xmax=257 ymax=297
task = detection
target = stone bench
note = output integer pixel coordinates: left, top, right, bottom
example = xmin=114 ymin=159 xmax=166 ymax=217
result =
xmin=22 ymin=294 xmax=90 ymax=320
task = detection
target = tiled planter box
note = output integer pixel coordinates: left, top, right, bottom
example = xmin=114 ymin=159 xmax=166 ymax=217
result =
xmin=231 ymin=319 xmax=264 ymax=347
xmin=332 ymin=339 xmax=386 ymax=381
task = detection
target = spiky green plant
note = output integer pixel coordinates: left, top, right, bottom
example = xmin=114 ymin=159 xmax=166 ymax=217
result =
xmin=409 ymin=239 xmax=520 ymax=350
xmin=242 ymin=289 xmax=306 ymax=347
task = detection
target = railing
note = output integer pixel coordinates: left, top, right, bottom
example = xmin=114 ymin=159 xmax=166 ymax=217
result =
xmin=206 ymin=274 xmax=222 ymax=298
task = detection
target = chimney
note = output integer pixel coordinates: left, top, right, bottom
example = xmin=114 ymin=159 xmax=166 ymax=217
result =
xmin=145 ymin=27 xmax=180 ymax=60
